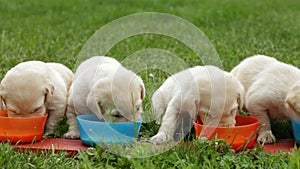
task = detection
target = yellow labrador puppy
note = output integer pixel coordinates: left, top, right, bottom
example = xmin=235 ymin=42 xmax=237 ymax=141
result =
xmin=64 ymin=56 xmax=145 ymax=139
xmin=231 ymin=55 xmax=300 ymax=143
xmin=0 ymin=61 xmax=73 ymax=136
xmin=150 ymin=65 xmax=245 ymax=144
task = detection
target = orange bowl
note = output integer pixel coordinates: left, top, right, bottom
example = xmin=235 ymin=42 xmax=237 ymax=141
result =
xmin=193 ymin=115 xmax=259 ymax=150
xmin=0 ymin=110 xmax=48 ymax=143
xmin=0 ymin=110 xmax=8 ymax=116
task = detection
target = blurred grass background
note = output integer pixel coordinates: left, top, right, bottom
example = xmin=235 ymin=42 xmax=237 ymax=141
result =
xmin=1 ymin=0 xmax=299 ymax=71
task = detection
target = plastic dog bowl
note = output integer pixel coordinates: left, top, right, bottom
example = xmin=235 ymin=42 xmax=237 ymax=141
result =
xmin=290 ymin=119 xmax=300 ymax=144
xmin=77 ymin=114 xmax=142 ymax=146
xmin=0 ymin=110 xmax=48 ymax=143
xmin=0 ymin=110 xmax=7 ymax=116
xmin=193 ymin=115 xmax=259 ymax=150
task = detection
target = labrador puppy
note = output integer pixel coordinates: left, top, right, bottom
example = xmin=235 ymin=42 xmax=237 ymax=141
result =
xmin=231 ymin=55 xmax=300 ymax=143
xmin=64 ymin=56 xmax=145 ymax=139
xmin=0 ymin=61 xmax=73 ymax=136
xmin=150 ymin=65 xmax=245 ymax=144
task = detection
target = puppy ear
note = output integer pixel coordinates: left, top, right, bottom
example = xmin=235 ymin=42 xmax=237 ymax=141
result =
xmin=286 ymin=92 xmax=300 ymax=114
xmin=44 ymin=84 xmax=54 ymax=105
xmin=237 ymin=94 xmax=242 ymax=110
xmin=140 ymin=84 xmax=145 ymax=100
xmin=95 ymin=100 xmax=105 ymax=120
xmin=0 ymin=98 xmax=3 ymax=110
xmin=0 ymin=85 xmax=6 ymax=110
xmin=86 ymin=92 xmax=105 ymax=120
xmin=238 ymin=87 xmax=245 ymax=110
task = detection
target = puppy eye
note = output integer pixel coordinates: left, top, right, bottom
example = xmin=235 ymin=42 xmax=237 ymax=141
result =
xmin=9 ymin=109 xmax=17 ymax=114
xmin=34 ymin=107 xmax=42 ymax=112
xmin=113 ymin=114 xmax=122 ymax=118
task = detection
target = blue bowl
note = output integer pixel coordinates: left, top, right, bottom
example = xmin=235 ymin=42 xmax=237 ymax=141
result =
xmin=77 ymin=114 xmax=142 ymax=146
xmin=290 ymin=119 xmax=300 ymax=144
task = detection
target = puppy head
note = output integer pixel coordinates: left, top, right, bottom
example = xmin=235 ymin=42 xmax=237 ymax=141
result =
xmin=116 ymin=77 xmax=145 ymax=121
xmin=110 ymin=70 xmax=145 ymax=122
xmin=220 ymin=74 xmax=245 ymax=127
xmin=197 ymin=69 xmax=245 ymax=127
xmin=0 ymin=71 xmax=54 ymax=117
xmin=286 ymin=81 xmax=300 ymax=118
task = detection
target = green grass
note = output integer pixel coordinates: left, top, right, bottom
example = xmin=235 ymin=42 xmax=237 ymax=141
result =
xmin=1 ymin=0 xmax=300 ymax=168
xmin=0 ymin=139 xmax=297 ymax=169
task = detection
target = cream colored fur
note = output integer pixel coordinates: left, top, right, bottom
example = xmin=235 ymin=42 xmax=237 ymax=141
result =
xmin=231 ymin=55 xmax=300 ymax=143
xmin=0 ymin=61 xmax=73 ymax=136
xmin=64 ymin=56 xmax=145 ymax=139
xmin=150 ymin=65 xmax=245 ymax=144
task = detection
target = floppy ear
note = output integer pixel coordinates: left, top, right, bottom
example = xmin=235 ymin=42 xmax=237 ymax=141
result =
xmin=140 ymin=84 xmax=145 ymax=100
xmin=237 ymin=94 xmax=243 ymax=110
xmin=95 ymin=100 xmax=105 ymax=120
xmin=286 ymin=92 xmax=300 ymax=114
xmin=44 ymin=83 xmax=54 ymax=105
xmin=86 ymin=92 xmax=105 ymax=120
xmin=0 ymin=85 xmax=4 ymax=110
xmin=0 ymin=98 xmax=4 ymax=110
xmin=238 ymin=86 xmax=245 ymax=110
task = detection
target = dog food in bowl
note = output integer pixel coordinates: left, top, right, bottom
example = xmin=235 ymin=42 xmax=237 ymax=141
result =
xmin=0 ymin=110 xmax=48 ymax=143
xmin=193 ymin=115 xmax=259 ymax=150
xmin=77 ymin=114 xmax=142 ymax=146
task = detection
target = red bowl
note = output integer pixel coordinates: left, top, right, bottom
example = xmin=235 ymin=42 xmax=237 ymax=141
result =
xmin=193 ymin=115 xmax=259 ymax=150
xmin=0 ymin=110 xmax=48 ymax=143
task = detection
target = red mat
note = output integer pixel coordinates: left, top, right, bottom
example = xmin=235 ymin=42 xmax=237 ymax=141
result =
xmin=13 ymin=138 xmax=88 ymax=157
xmin=12 ymin=138 xmax=297 ymax=156
xmin=262 ymin=138 xmax=297 ymax=153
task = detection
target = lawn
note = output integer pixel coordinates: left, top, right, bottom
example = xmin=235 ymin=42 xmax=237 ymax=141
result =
xmin=0 ymin=0 xmax=300 ymax=168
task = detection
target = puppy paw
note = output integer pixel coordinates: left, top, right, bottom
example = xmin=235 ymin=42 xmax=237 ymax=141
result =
xmin=198 ymin=136 xmax=208 ymax=142
xmin=63 ymin=131 xmax=80 ymax=139
xmin=150 ymin=132 xmax=172 ymax=144
xmin=257 ymin=130 xmax=276 ymax=144
xmin=43 ymin=133 xmax=55 ymax=138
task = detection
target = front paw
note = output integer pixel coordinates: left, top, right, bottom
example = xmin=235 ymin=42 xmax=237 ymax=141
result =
xmin=150 ymin=132 xmax=173 ymax=144
xmin=43 ymin=133 xmax=55 ymax=138
xmin=257 ymin=130 xmax=276 ymax=144
xmin=63 ymin=131 xmax=80 ymax=139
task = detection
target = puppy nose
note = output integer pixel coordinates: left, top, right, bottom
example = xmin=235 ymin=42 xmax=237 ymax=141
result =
xmin=232 ymin=119 xmax=236 ymax=126
xmin=137 ymin=107 xmax=143 ymax=114
xmin=135 ymin=113 xmax=142 ymax=121
xmin=229 ymin=123 xmax=235 ymax=127
xmin=219 ymin=120 xmax=235 ymax=127
xmin=227 ymin=120 xmax=236 ymax=127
